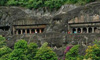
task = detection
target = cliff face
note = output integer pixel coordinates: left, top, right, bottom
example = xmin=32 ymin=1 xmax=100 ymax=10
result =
xmin=0 ymin=4 xmax=78 ymax=25
xmin=47 ymin=2 xmax=100 ymax=33
xmin=1 ymin=2 xmax=100 ymax=57
xmin=1 ymin=2 xmax=100 ymax=33
xmin=0 ymin=7 xmax=49 ymax=26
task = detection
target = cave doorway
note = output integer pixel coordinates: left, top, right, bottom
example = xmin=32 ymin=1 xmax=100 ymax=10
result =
xmin=78 ymin=28 xmax=81 ymax=33
xmin=18 ymin=29 xmax=21 ymax=34
xmin=83 ymin=28 xmax=87 ymax=33
xmin=72 ymin=28 xmax=76 ymax=33
xmin=89 ymin=27 xmax=92 ymax=33
xmin=0 ymin=26 xmax=10 ymax=31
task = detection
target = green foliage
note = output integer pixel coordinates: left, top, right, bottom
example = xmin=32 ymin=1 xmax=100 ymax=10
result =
xmin=65 ymin=45 xmax=80 ymax=60
xmin=8 ymin=49 xmax=28 ymax=60
xmin=0 ymin=46 xmax=12 ymax=60
xmin=84 ymin=44 xmax=100 ymax=60
xmin=66 ymin=0 xmax=78 ymax=4
xmin=0 ymin=0 xmax=8 ymax=5
xmin=26 ymin=43 xmax=38 ymax=60
xmin=0 ymin=35 xmax=11 ymax=60
xmin=0 ymin=54 xmax=9 ymax=60
xmin=14 ymin=40 xmax=27 ymax=50
xmin=0 ymin=35 xmax=6 ymax=48
xmin=77 ymin=0 xmax=95 ymax=5
xmin=0 ymin=0 xmax=96 ymax=10
xmin=34 ymin=42 xmax=58 ymax=60
xmin=8 ymin=40 xmax=28 ymax=60
xmin=0 ymin=46 xmax=12 ymax=57
xmin=7 ymin=0 xmax=28 ymax=6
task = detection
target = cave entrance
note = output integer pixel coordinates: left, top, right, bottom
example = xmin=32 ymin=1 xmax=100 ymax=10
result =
xmin=89 ymin=27 xmax=92 ymax=33
xmin=83 ymin=28 xmax=87 ymax=33
xmin=72 ymin=28 xmax=76 ymax=33
xmin=13 ymin=24 xmax=46 ymax=35
xmin=0 ymin=26 xmax=10 ymax=31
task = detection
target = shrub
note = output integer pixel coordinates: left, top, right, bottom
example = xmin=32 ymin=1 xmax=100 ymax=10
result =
xmin=65 ymin=45 xmax=80 ymax=60
xmin=84 ymin=44 xmax=100 ymax=60
xmin=0 ymin=35 xmax=6 ymax=48
xmin=0 ymin=46 xmax=12 ymax=60
xmin=8 ymin=49 xmax=27 ymax=60
xmin=1 ymin=0 xmax=96 ymax=11
xmin=26 ymin=43 xmax=38 ymax=60
xmin=8 ymin=40 xmax=28 ymax=60
xmin=0 ymin=0 xmax=8 ymax=5
xmin=0 ymin=46 xmax=12 ymax=56
xmin=34 ymin=42 xmax=58 ymax=60
xmin=0 ymin=46 xmax=12 ymax=57
xmin=14 ymin=40 xmax=27 ymax=50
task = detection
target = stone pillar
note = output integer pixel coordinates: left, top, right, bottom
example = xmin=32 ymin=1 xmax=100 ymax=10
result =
xmin=21 ymin=30 xmax=23 ymax=34
xmin=29 ymin=29 xmax=32 ymax=34
xmin=16 ymin=30 xmax=18 ymax=35
xmin=75 ymin=28 xmax=78 ymax=33
xmin=92 ymin=27 xmax=94 ymax=33
xmin=81 ymin=28 xmax=83 ymax=33
xmin=70 ymin=28 xmax=72 ymax=34
xmin=39 ymin=29 xmax=42 ymax=33
xmin=25 ymin=29 xmax=27 ymax=34
xmin=13 ymin=26 xmax=15 ymax=35
xmin=35 ymin=29 xmax=37 ymax=33
xmin=87 ymin=27 xmax=89 ymax=33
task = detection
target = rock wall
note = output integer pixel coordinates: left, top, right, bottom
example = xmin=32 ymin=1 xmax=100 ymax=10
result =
xmin=6 ymin=33 xmax=100 ymax=56
xmin=1 ymin=2 xmax=100 ymax=57
xmin=6 ymin=33 xmax=66 ymax=48
xmin=48 ymin=2 xmax=100 ymax=33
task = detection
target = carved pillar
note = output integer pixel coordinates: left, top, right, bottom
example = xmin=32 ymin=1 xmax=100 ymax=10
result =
xmin=16 ymin=30 xmax=18 ymax=35
xmin=21 ymin=30 xmax=23 ymax=34
xmin=13 ymin=26 xmax=15 ymax=35
xmin=39 ymin=29 xmax=42 ymax=33
xmin=35 ymin=29 xmax=37 ymax=33
xmin=87 ymin=27 xmax=89 ymax=33
xmin=30 ymin=29 xmax=32 ymax=34
xmin=70 ymin=28 xmax=72 ymax=34
xmin=92 ymin=27 xmax=94 ymax=33
xmin=25 ymin=29 xmax=27 ymax=34
xmin=81 ymin=28 xmax=83 ymax=33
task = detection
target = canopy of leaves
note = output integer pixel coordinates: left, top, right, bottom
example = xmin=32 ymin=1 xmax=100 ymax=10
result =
xmin=0 ymin=46 xmax=12 ymax=60
xmin=26 ymin=43 xmax=38 ymax=60
xmin=66 ymin=45 xmax=80 ymax=60
xmin=8 ymin=49 xmax=28 ymax=60
xmin=14 ymin=39 xmax=27 ymax=50
xmin=84 ymin=40 xmax=100 ymax=60
xmin=0 ymin=0 xmax=96 ymax=10
xmin=34 ymin=42 xmax=58 ymax=60
xmin=0 ymin=36 xmax=12 ymax=60
xmin=0 ymin=35 xmax=6 ymax=48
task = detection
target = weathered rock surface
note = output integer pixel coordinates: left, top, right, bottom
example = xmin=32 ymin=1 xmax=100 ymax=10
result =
xmin=48 ymin=2 xmax=100 ymax=33
xmin=0 ymin=2 xmax=100 ymax=57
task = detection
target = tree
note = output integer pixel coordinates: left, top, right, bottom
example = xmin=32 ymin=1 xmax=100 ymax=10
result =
xmin=7 ymin=0 xmax=28 ymax=6
xmin=8 ymin=40 xmax=28 ymax=60
xmin=0 ymin=0 xmax=8 ymax=5
xmin=8 ymin=49 xmax=28 ymax=60
xmin=84 ymin=41 xmax=100 ymax=60
xmin=0 ymin=35 xmax=6 ymax=48
xmin=14 ymin=40 xmax=27 ymax=50
xmin=66 ymin=45 xmax=80 ymax=60
xmin=1 ymin=0 xmax=96 ymax=10
xmin=0 ymin=46 xmax=12 ymax=60
xmin=34 ymin=42 xmax=58 ymax=60
xmin=26 ymin=43 xmax=38 ymax=60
